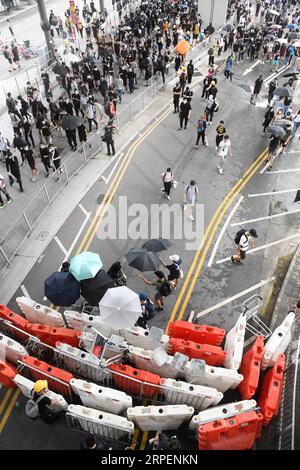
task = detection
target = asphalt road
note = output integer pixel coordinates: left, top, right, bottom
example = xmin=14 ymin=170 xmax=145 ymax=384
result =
xmin=1 ymin=55 xmax=300 ymax=449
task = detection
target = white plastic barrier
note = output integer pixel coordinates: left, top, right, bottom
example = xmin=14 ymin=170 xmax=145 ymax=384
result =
xmin=224 ymin=314 xmax=246 ymax=370
xmin=55 ymin=342 xmax=101 ymax=366
xmin=103 ymin=335 xmax=129 ymax=359
xmin=120 ymin=326 xmax=169 ymax=351
xmin=183 ymin=359 xmax=244 ymax=393
xmin=67 ymin=404 xmax=134 ymax=439
xmin=127 ymin=404 xmax=194 ymax=431
xmin=262 ymin=312 xmax=295 ymax=370
xmin=64 ymin=310 xmax=113 ymax=337
xmin=16 ymin=297 xmax=64 ymax=327
xmin=13 ymin=374 xmax=68 ymax=412
xmin=129 ymin=346 xmax=189 ymax=379
xmin=0 ymin=333 xmax=27 ymax=364
xmin=159 ymin=378 xmax=223 ymax=410
xmin=70 ymin=378 xmax=132 ymax=414
xmin=189 ymin=399 xmax=257 ymax=431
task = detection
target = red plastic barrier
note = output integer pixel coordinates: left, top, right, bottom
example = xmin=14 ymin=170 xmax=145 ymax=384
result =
xmin=258 ymin=353 xmax=285 ymax=426
xmin=168 ymin=338 xmax=226 ymax=366
xmin=198 ymin=411 xmax=263 ymax=450
xmin=109 ymin=364 xmax=161 ymax=398
xmin=168 ymin=320 xmax=225 ymax=346
xmin=92 ymin=345 xmax=104 ymax=358
xmin=0 ymin=359 xmax=17 ymax=388
xmin=29 ymin=324 xmax=80 ymax=348
xmin=0 ymin=305 xmax=31 ymax=341
xmin=238 ymin=336 xmax=264 ymax=399
xmin=22 ymin=355 xmax=74 ymax=397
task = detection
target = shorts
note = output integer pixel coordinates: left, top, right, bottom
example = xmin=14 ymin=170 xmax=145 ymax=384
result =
xmin=155 ymin=292 xmax=163 ymax=301
xmin=240 ymin=250 xmax=246 ymax=259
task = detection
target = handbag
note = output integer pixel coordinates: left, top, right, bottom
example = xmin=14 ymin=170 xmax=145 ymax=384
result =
xmin=8 ymin=174 xmax=14 ymax=186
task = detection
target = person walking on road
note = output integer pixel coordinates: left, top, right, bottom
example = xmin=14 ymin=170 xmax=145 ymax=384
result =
xmin=139 ymin=271 xmax=171 ymax=312
xmin=183 ymin=180 xmax=199 ymax=221
xmin=86 ymin=98 xmax=98 ymax=132
xmin=224 ymin=55 xmax=233 ymax=80
xmin=161 ymin=168 xmax=174 ymax=200
xmin=251 ymin=75 xmax=263 ymax=105
xmin=160 ymin=254 xmax=183 ymax=289
xmin=195 ymin=114 xmax=208 ymax=147
xmin=39 ymin=143 xmax=54 ymax=177
xmin=216 ymin=135 xmax=232 ymax=174
xmin=178 ymin=97 xmax=191 ymax=130
xmin=262 ymin=106 xmax=275 ymax=135
xmin=205 ymin=95 xmax=218 ymax=125
xmin=216 ymin=120 xmax=226 ymax=147
xmin=231 ymin=228 xmax=258 ymax=265
xmin=65 ymin=128 xmax=77 ymax=151
xmin=187 ymin=60 xmax=194 ymax=84
xmin=103 ymin=120 xmax=116 ymax=156
xmin=48 ymin=143 xmax=63 ymax=181
xmin=135 ymin=293 xmax=155 ymax=329
xmin=5 ymin=153 xmax=24 ymax=192
xmin=173 ymin=83 xmax=181 ymax=113
xmin=0 ymin=174 xmax=12 ymax=208
xmin=23 ymin=145 xmax=38 ymax=181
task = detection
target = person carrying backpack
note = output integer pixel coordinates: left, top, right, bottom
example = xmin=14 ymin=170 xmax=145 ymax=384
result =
xmin=139 ymin=271 xmax=171 ymax=311
xmin=135 ymin=293 xmax=155 ymax=329
xmin=161 ymin=168 xmax=174 ymax=200
xmin=160 ymin=254 xmax=183 ymax=289
xmin=231 ymin=228 xmax=258 ymax=265
xmin=195 ymin=114 xmax=208 ymax=148
xmin=26 ymin=380 xmax=59 ymax=424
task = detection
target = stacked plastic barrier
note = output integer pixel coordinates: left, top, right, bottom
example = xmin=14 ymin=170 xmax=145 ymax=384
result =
xmin=262 ymin=312 xmax=294 ymax=370
xmin=238 ymin=336 xmax=264 ymax=399
xmin=129 ymin=345 xmax=189 ymax=379
xmin=159 ymin=378 xmax=223 ymax=410
xmin=0 ymin=359 xmax=17 ymax=388
xmin=0 ymin=333 xmax=28 ymax=364
xmin=0 ymin=305 xmax=31 ymax=341
xmin=168 ymin=338 xmax=226 ymax=366
xmin=224 ymin=313 xmax=246 ymax=370
xmin=28 ymin=324 xmax=81 ymax=348
xmin=197 ymin=410 xmax=263 ymax=450
xmin=258 ymin=353 xmax=285 ymax=426
xmin=183 ymin=359 xmax=244 ymax=393
xmin=13 ymin=374 xmax=68 ymax=412
xmin=21 ymin=356 xmax=74 ymax=397
xmin=16 ymin=297 xmax=65 ymax=327
xmin=168 ymin=320 xmax=225 ymax=346
xmin=67 ymin=404 xmax=135 ymax=440
xmin=70 ymin=378 xmax=132 ymax=414
xmin=109 ymin=364 xmax=161 ymax=398
xmin=127 ymin=404 xmax=194 ymax=431
xmin=64 ymin=310 xmax=113 ymax=337
xmin=121 ymin=326 xmax=169 ymax=351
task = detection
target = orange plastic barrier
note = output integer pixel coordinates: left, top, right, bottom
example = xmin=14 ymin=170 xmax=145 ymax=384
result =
xmin=168 ymin=320 xmax=225 ymax=346
xmin=0 ymin=305 xmax=31 ymax=341
xmin=109 ymin=364 xmax=161 ymax=398
xmin=29 ymin=324 xmax=80 ymax=348
xmin=198 ymin=410 xmax=263 ymax=450
xmin=92 ymin=346 xmax=104 ymax=358
xmin=238 ymin=336 xmax=264 ymax=399
xmin=0 ymin=359 xmax=17 ymax=388
xmin=258 ymin=353 xmax=285 ymax=426
xmin=168 ymin=338 xmax=226 ymax=366
xmin=22 ymin=355 xmax=74 ymax=397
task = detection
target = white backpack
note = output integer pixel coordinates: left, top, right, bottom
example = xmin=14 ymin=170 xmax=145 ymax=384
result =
xmin=25 ymin=390 xmax=44 ymax=419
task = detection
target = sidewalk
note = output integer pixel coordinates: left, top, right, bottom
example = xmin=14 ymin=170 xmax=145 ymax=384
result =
xmin=0 ymin=1 xmax=41 ymax=26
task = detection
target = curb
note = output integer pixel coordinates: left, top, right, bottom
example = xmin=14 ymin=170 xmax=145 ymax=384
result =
xmin=0 ymin=4 xmax=38 ymax=26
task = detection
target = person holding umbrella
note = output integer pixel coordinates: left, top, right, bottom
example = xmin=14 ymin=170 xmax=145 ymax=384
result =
xmin=159 ymin=254 xmax=183 ymax=289
xmin=139 ymin=271 xmax=171 ymax=311
xmin=107 ymin=261 xmax=127 ymax=287
xmin=266 ymin=134 xmax=281 ymax=171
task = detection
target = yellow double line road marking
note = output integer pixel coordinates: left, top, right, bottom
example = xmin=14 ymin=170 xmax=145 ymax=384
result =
xmin=0 ymin=388 xmax=20 ymax=434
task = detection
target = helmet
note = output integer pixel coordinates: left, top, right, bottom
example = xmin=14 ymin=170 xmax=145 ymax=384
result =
xmin=34 ymin=380 xmax=48 ymax=393
xmin=211 ymin=80 xmax=216 ymax=85
xmin=169 ymin=255 xmax=180 ymax=262
xmin=139 ymin=293 xmax=148 ymax=301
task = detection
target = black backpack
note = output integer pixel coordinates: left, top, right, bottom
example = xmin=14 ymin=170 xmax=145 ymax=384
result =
xmin=234 ymin=229 xmax=247 ymax=245
xmin=159 ymin=281 xmax=171 ymax=297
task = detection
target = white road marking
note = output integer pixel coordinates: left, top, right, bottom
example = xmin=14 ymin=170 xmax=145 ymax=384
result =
xmin=231 ymin=209 xmax=300 ymax=226
xmin=266 ymin=168 xmax=300 ymax=174
xmin=196 ymin=277 xmax=275 ymax=319
xmin=263 ymin=64 xmax=290 ymax=85
xmin=208 ymin=196 xmax=243 ymax=267
xmin=287 ymin=150 xmax=300 ymax=154
xmin=242 ymin=60 xmax=261 ymax=76
xmin=101 ymin=152 xmax=124 ymax=185
xmin=54 ymin=237 xmax=68 ymax=256
xmin=248 ymin=188 xmax=300 ymax=197
xmin=20 ymin=285 xmax=31 ymax=298
xmin=188 ymin=311 xmax=195 ymax=323
xmin=78 ymin=204 xmax=89 ymax=217
xmin=62 ymin=211 xmax=92 ymax=262
xmin=216 ymin=233 xmax=300 ymax=264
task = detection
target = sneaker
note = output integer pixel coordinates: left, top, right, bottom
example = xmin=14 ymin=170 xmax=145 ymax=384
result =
xmin=231 ymin=256 xmax=235 ymax=263
xmin=188 ymin=215 xmax=195 ymax=221
xmin=165 ymin=195 xmax=171 ymax=200
xmin=31 ymin=177 xmax=36 ymax=182
xmin=7 ymin=199 xmax=12 ymax=204
xmin=195 ymin=145 xmax=199 ymax=149
xmin=218 ymin=167 xmax=223 ymax=174
xmin=0 ymin=203 xmax=5 ymax=209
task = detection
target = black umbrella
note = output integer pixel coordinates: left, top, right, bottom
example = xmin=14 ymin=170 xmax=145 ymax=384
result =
xmin=44 ymin=272 xmax=80 ymax=306
xmin=125 ymin=248 xmax=160 ymax=272
xmin=61 ymin=115 xmax=83 ymax=130
xmin=142 ymin=239 xmax=173 ymax=253
xmin=273 ymin=87 xmax=292 ymax=97
xmin=52 ymin=63 xmax=65 ymax=76
xmin=222 ymin=23 xmax=234 ymax=32
xmin=288 ymin=32 xmax=300 ymax=39
xmin=81 ymin=269 xmax=115 ymax=306
xmin=265 ymin=125 xmax=287 ymax=137
xmin=282 ymin=72 xmax=299 ymax=78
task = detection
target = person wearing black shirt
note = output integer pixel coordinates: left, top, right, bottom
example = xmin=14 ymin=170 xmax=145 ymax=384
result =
xmin=178 ymin=98 xmax=191 ymax=130
xmin=103 ymin=121 xmax=116 ymax=156
xmin=183 ymin=87 xmax=193 ymax=103
xmin=39 ymin=143 xmax=54 ymax=177
xmin=80 ymin=434 xmax=109 ymax=450
xmin=6 ymin=153 xmax=23 ymax=192
xmin=30 ymin=380 xmax=59 ymax=424
xmin=173 ymin=83 xmax=181 ymax=113
xmin=251 ymin=75 xmax=264 ymax=105
xmin=187 ymin=60 xmax=194 ymax=84
xmin=22 ymin=117 xmax=35 ymax=147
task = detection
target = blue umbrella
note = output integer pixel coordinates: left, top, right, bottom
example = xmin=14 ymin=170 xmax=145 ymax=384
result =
xmin=287 ymin=23 xmax=298 ymax=31
xmin=70 ymin=251 xmax=103 ymax=281
xmin=45 ymin=272 xmax=80 ymax=306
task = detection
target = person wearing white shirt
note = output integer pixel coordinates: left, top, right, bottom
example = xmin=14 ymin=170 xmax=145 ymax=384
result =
xmin=216 ymin=135 xmax=232 ymax=174
xmin=231 ymin=229 xmax=258 ymax=265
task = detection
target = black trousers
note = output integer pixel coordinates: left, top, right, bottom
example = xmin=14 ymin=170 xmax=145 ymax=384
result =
xmin=209 ymin=56 xmax=214 ymax=66
xmin=206 ymin=109 xmax=214 ymax=122
xmin=25 ymin=131 xmax=35 ymax=147
xmin=163 ymin=181 xmax=172 ymax=196
xmin=67 ymin=133 xmax=77 ymax=149
xmin=88 ymin=118 xmax=98 ymax=132
xmin=173 ymin=99 xmax=179 ymax=112
xmin=179 ymin=115 xmax=188 ymax=129
xmin=196 ymin=132 xmax=205 ymax=145
xmin=106 ymin=140 xmax=115 ymax=155
xmin=12 ymin=171 xmax=23 ymax=191
xmin=187 ymin=74 xmax=193 ymax=84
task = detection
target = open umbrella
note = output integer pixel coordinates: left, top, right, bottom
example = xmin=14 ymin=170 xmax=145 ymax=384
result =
xmin=52 ymin=63 xmax=65 ymax=75
xmin=268 ymin=9 xmax=279 ymax=16
xmin=142 ymin=239 xmax=173 ymax=253
xmin=270 ymin=24 xmax=282 ymax=29
xmin=287 ymin=23 xmax=298 ymax=31
xmin=175 ymin=39 xmax=190 ymax=56
xmin=62 ymin=52 xmax=81 ymax=66
xmin=99 ymin=286 xmax=142 ymax=329
xmin=44 ymin=272 xmax=80 ymax=306
xmin=282 ymin=72 xmax=299 ymax=77
xmin=81 ymin=269 xmax=115 ymax=306
xmin=288 ymin=32 xmax=300 ymax=39
xmin=61 ymin=115 xmax=83 ymax=130
xmin=70 ymin=252 xmax=103 ymax=282
xmin=276 ymin=38 xmax=288 ymax=44
xmin=222 ymin=23 xmax=234 ymax=32
xmin=265 ymin=125 xmax=287 ymax=137
xmin=274 ymin=86 xmax=292 ymax=97
xmin=125 ymin=248 xmax=160 ymax=272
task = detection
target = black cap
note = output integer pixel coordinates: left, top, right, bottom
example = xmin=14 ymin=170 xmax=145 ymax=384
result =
xmin=249 ymin=229 xmax=258 ymax=238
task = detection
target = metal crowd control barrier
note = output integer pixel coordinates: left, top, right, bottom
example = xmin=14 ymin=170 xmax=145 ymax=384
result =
xmin=65 ymin=410 xmax=132 ymax=448
xmin=278 ymin=317 xmax=300 ymax=450
xmin=242 ymin=295 xmax=272 ymax=348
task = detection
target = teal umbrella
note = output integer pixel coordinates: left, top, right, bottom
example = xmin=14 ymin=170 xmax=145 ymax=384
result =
xmin=70 ymin=252 xmax=103 ymax=281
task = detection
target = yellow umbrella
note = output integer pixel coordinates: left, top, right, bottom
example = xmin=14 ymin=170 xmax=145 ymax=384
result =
xmin=176 ymin=39 xmax=190 ymax=56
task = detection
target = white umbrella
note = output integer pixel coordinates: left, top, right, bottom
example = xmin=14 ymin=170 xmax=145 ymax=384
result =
xmin=276 ymin=38 xmax=288 ymax=44
xmin=99 ymin=286 xmax=142 ymax=329
xmin=62 ymin=52 xmax=81 ymax=66
xmin=269 ymin=9 xmax=279 ymax=16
